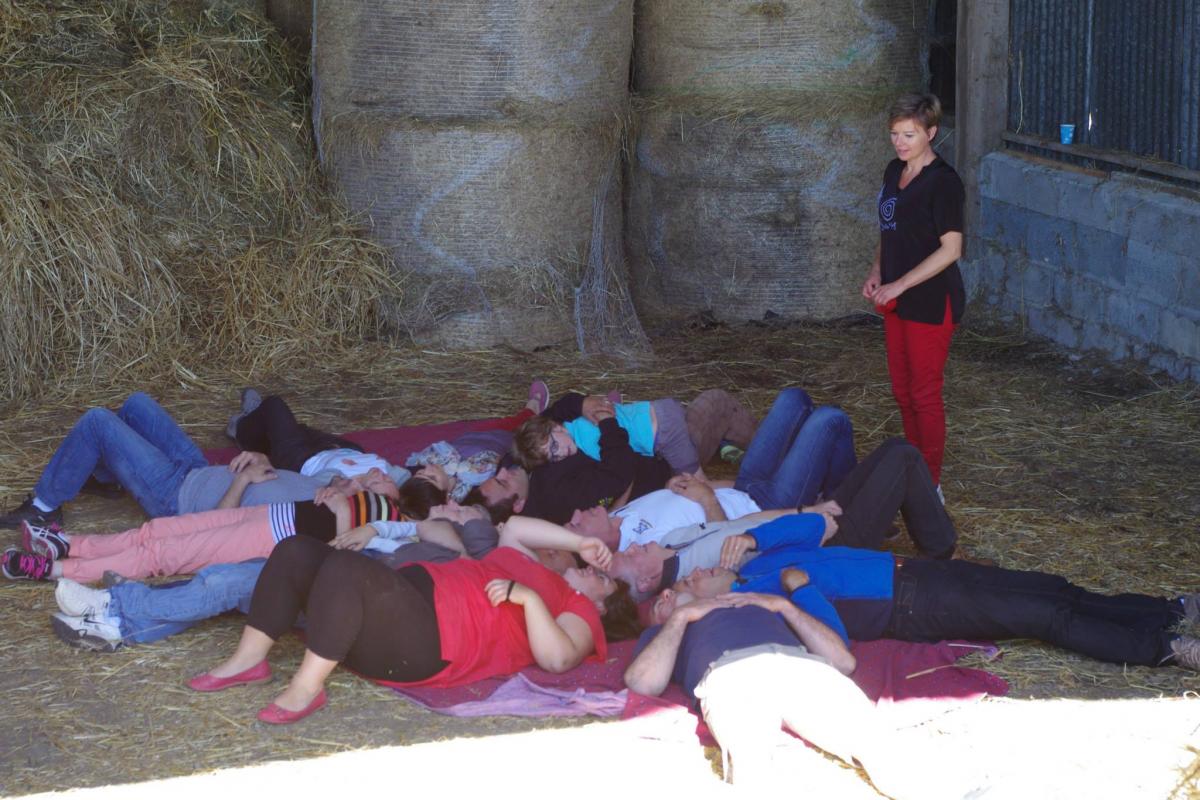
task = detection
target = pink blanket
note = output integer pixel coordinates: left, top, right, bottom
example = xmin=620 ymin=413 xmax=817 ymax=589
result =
xmin=395 ymin=638 xmax=1008 ymax=735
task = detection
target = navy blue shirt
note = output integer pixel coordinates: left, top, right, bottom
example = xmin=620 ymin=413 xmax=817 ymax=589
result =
xmin=633 ymin=606 xmax=801 ymax=700
xmin=878 ymin=155 xmax=966 ymax=325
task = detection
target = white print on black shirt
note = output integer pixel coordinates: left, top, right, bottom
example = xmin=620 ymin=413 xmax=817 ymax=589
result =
xmin=878 ymin=186 xmax=897 ymax=231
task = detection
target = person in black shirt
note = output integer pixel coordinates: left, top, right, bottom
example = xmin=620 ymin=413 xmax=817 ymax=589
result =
xmin=861 ymin=92 xmax=965 ymax=494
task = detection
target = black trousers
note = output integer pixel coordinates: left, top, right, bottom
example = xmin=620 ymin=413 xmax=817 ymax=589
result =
xmin=886 ymin=559 xmax=1181 ymax=666
xmin=825 ymin=437 xmax=957 ymax=558
xmin=234 ymin=395 xmax=362 ymax=472
xmin=247 ymin=536 xmax=447 ymax=682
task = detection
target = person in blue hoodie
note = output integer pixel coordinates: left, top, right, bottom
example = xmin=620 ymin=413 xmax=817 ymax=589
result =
xmin=649 ymin=512 xmax=1200 ymax=673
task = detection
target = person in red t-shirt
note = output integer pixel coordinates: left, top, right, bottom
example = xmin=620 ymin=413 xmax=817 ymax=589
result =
xmin=187 ymin=516 xmax=641 ymax=724
xmin=861 ymin=93 xmax=965 ymax=494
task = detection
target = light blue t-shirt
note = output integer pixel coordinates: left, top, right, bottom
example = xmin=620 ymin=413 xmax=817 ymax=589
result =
xmin=564 ymin=401 xmax=655 ymax=461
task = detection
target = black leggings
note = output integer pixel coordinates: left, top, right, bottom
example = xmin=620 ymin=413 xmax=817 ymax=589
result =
xmin=825 ymin=437 xmax=958 ymax=559
xmin=247 ymin=537 xmax=448 ymax=683
xmin=234 ymin=395 xmax=362 ymax=472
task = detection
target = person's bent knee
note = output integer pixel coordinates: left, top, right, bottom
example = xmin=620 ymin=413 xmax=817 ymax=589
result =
xmin=120 ymin=392 xmax=156 ymax=413
xmin=79 ymin=407 xmax=120 ymax=433
xmin=807 ymin=405 xmax=851 ymax=432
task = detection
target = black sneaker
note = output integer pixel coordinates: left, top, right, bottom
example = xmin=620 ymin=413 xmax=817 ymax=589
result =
xmin=0 ymin=495 xmax=63 ymax=531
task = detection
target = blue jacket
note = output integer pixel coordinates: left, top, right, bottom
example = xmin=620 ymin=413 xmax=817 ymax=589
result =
xmin=732 ymin=514 xmax=896 ymax=643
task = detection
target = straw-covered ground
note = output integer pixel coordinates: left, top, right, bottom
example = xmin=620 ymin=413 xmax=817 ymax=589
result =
xmin=0 ymin=316 xmax=1197 ymax=796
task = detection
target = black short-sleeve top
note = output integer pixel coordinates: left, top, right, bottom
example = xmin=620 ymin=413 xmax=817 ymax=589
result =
xmin=877 ymin=155 xmax=966 ymax=324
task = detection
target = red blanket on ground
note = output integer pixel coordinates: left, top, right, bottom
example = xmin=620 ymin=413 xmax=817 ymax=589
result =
xmin=208 ymin=418 xmax=1009 ymax=732
xmin=205 ymin=417 xmax=506 ymax=466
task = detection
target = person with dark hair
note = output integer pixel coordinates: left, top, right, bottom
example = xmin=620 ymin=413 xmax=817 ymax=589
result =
xmin=188 ymin=516 xmax=640 ymax=724
xmin=647 ymin=517 xmax=1200 ymax=674
xmin=861 ymin=92 xmax=965 ymax=495
xmin=626 ymin=592 xmax=982 ymax=796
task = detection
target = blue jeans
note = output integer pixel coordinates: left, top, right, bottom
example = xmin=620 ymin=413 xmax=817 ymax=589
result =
xmin=734 ymin=388 xmax=856 ymax=509
xmin=34 ymin=393 xmax=207 ymax=517
xmin=109 ymin=560 xmax=265 ymax=644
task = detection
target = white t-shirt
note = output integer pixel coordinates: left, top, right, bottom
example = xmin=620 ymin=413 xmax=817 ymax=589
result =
xmin=614 ymin=488 xmax=761 ymax=551
xmin=300 ymin=448 xmax=392 ymax=478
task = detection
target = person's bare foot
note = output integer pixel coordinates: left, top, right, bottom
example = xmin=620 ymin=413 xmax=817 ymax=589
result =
xmin=781 ymin=567 xmax=810 ymax=593
xmin=269 ymin=681 xmax=325 ymax=712
xmin=206 ymin=654 xmax=266 ymax=679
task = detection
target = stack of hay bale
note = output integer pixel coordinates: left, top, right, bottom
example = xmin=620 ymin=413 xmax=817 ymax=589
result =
xmin=315 ymin=0 xmax=647 ymax=353
xmin=0 ymin=0 xmax=397 ymax=403
xmin=627 ymin=0 xmax=930 ymax=323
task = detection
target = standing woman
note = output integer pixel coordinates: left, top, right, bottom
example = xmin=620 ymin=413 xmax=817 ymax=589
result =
xmin=861 ymin=93 xmax=965 ymax=494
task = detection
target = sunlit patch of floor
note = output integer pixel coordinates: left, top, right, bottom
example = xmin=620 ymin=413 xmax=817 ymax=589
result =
xmin=19 ymin=694 xmax=1200 ymax=800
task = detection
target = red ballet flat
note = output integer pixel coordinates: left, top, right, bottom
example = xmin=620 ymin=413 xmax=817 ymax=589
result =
xmin=257 ymin=689 xmax=328 ymax=725
xmin=186 ymin=660 xmax=272 ymax=692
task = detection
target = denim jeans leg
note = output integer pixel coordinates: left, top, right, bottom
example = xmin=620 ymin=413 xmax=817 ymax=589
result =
xmin=109 ymin=560 xmax=266 ymax=644
xmin=739 ymin=404 xmax=850 ymax=509
xmin=735 ymin=388 xmax=813 ymax=506
xmin=117 ymin=393 xmax=208 ymax=474
xmin=34 ymin=405 xmax=193 ymax=516
xmin=770 ymin=407 xmax=855 ymax=508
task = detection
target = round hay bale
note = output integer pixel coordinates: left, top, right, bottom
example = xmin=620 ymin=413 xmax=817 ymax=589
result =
xmin=325 ymin=115 xmax=626 ymax=349
xmin=634 ymin=0 xmax=930 ymax=94
xmin=315 ymin=0 xmax=633 ymax=123
xmin=626 ymin=105 xmax=892 ymax=322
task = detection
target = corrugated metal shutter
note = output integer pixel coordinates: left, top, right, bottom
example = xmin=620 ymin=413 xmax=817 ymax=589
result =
xmin=1008 ymin=0 xmax=1200 ymax=171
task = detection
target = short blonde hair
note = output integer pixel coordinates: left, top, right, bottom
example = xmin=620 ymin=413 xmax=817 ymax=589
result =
xmin=888 ymin=92 xmax=942 ymax=131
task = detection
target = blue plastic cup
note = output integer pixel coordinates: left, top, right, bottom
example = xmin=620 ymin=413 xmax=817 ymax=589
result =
xmin=1060 ymin=124 xmax=1076 ymax=145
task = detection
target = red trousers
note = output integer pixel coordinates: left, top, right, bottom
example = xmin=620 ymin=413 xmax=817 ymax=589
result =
xmin=883 ymin=299 xmax=955 ymax=485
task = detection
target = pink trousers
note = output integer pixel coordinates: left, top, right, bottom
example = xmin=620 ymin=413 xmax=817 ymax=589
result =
xmin=61 ymin=506 xmax=275 ymax=582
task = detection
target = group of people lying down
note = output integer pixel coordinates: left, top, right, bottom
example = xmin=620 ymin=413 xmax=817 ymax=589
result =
xmin=2 ymin=382 xmax=1197 ymax=790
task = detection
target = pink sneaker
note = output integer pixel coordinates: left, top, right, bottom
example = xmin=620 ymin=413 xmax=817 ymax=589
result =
xmin=528 ymin=379 xmax=550 ymax=414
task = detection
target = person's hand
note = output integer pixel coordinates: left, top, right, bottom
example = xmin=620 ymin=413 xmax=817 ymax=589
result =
xmin=229 ymin=452 xmax=276 ymax=484
xmin=722 ymin=591 xmax=792 ymax=614
xmin=672 ymin=595 xmax=737 ymax=624
xmin=819 ymin=511 xmax=838 ymax=539
xmin=719 ymin=533 xmax=756 ymax=570
xmin=861 ymin=265 xmax=881 ymax=300
xmin=486 ymin=578 xmax=534 ymax=607
xmin=578 ymin=536 xmax=613 ymax=571
xmin=668 ymin=473 xmax=715 ymax=504
xmin=315 ymin=489 xmax=350 ymax=514
xmin=429 ymin=501 xmax=489 ymax=525
xmin=332 ymin=525 xmax=375 ymax=551
xmin=800 ymin=499 xmax=842 ymax=518
xmin=871 ymin=281 xmax=905 ymax=307
xmin=229 ymin=451 xmax=271 ymax=474
xmin=581 ymin=395 xmax=615 ymax=424
xmin=312 ymin=485 xmax=344 ymax=506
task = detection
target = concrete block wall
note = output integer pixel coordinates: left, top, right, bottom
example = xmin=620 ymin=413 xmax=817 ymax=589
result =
xmin=967 ymin=152 xmax=1200 ymax=382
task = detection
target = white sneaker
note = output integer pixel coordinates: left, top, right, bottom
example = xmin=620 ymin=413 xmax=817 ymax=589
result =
xmin=51 ymin=612 xmax=123 ymax=652
xmin=55 ymin=579 xmax=111 ymax=617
